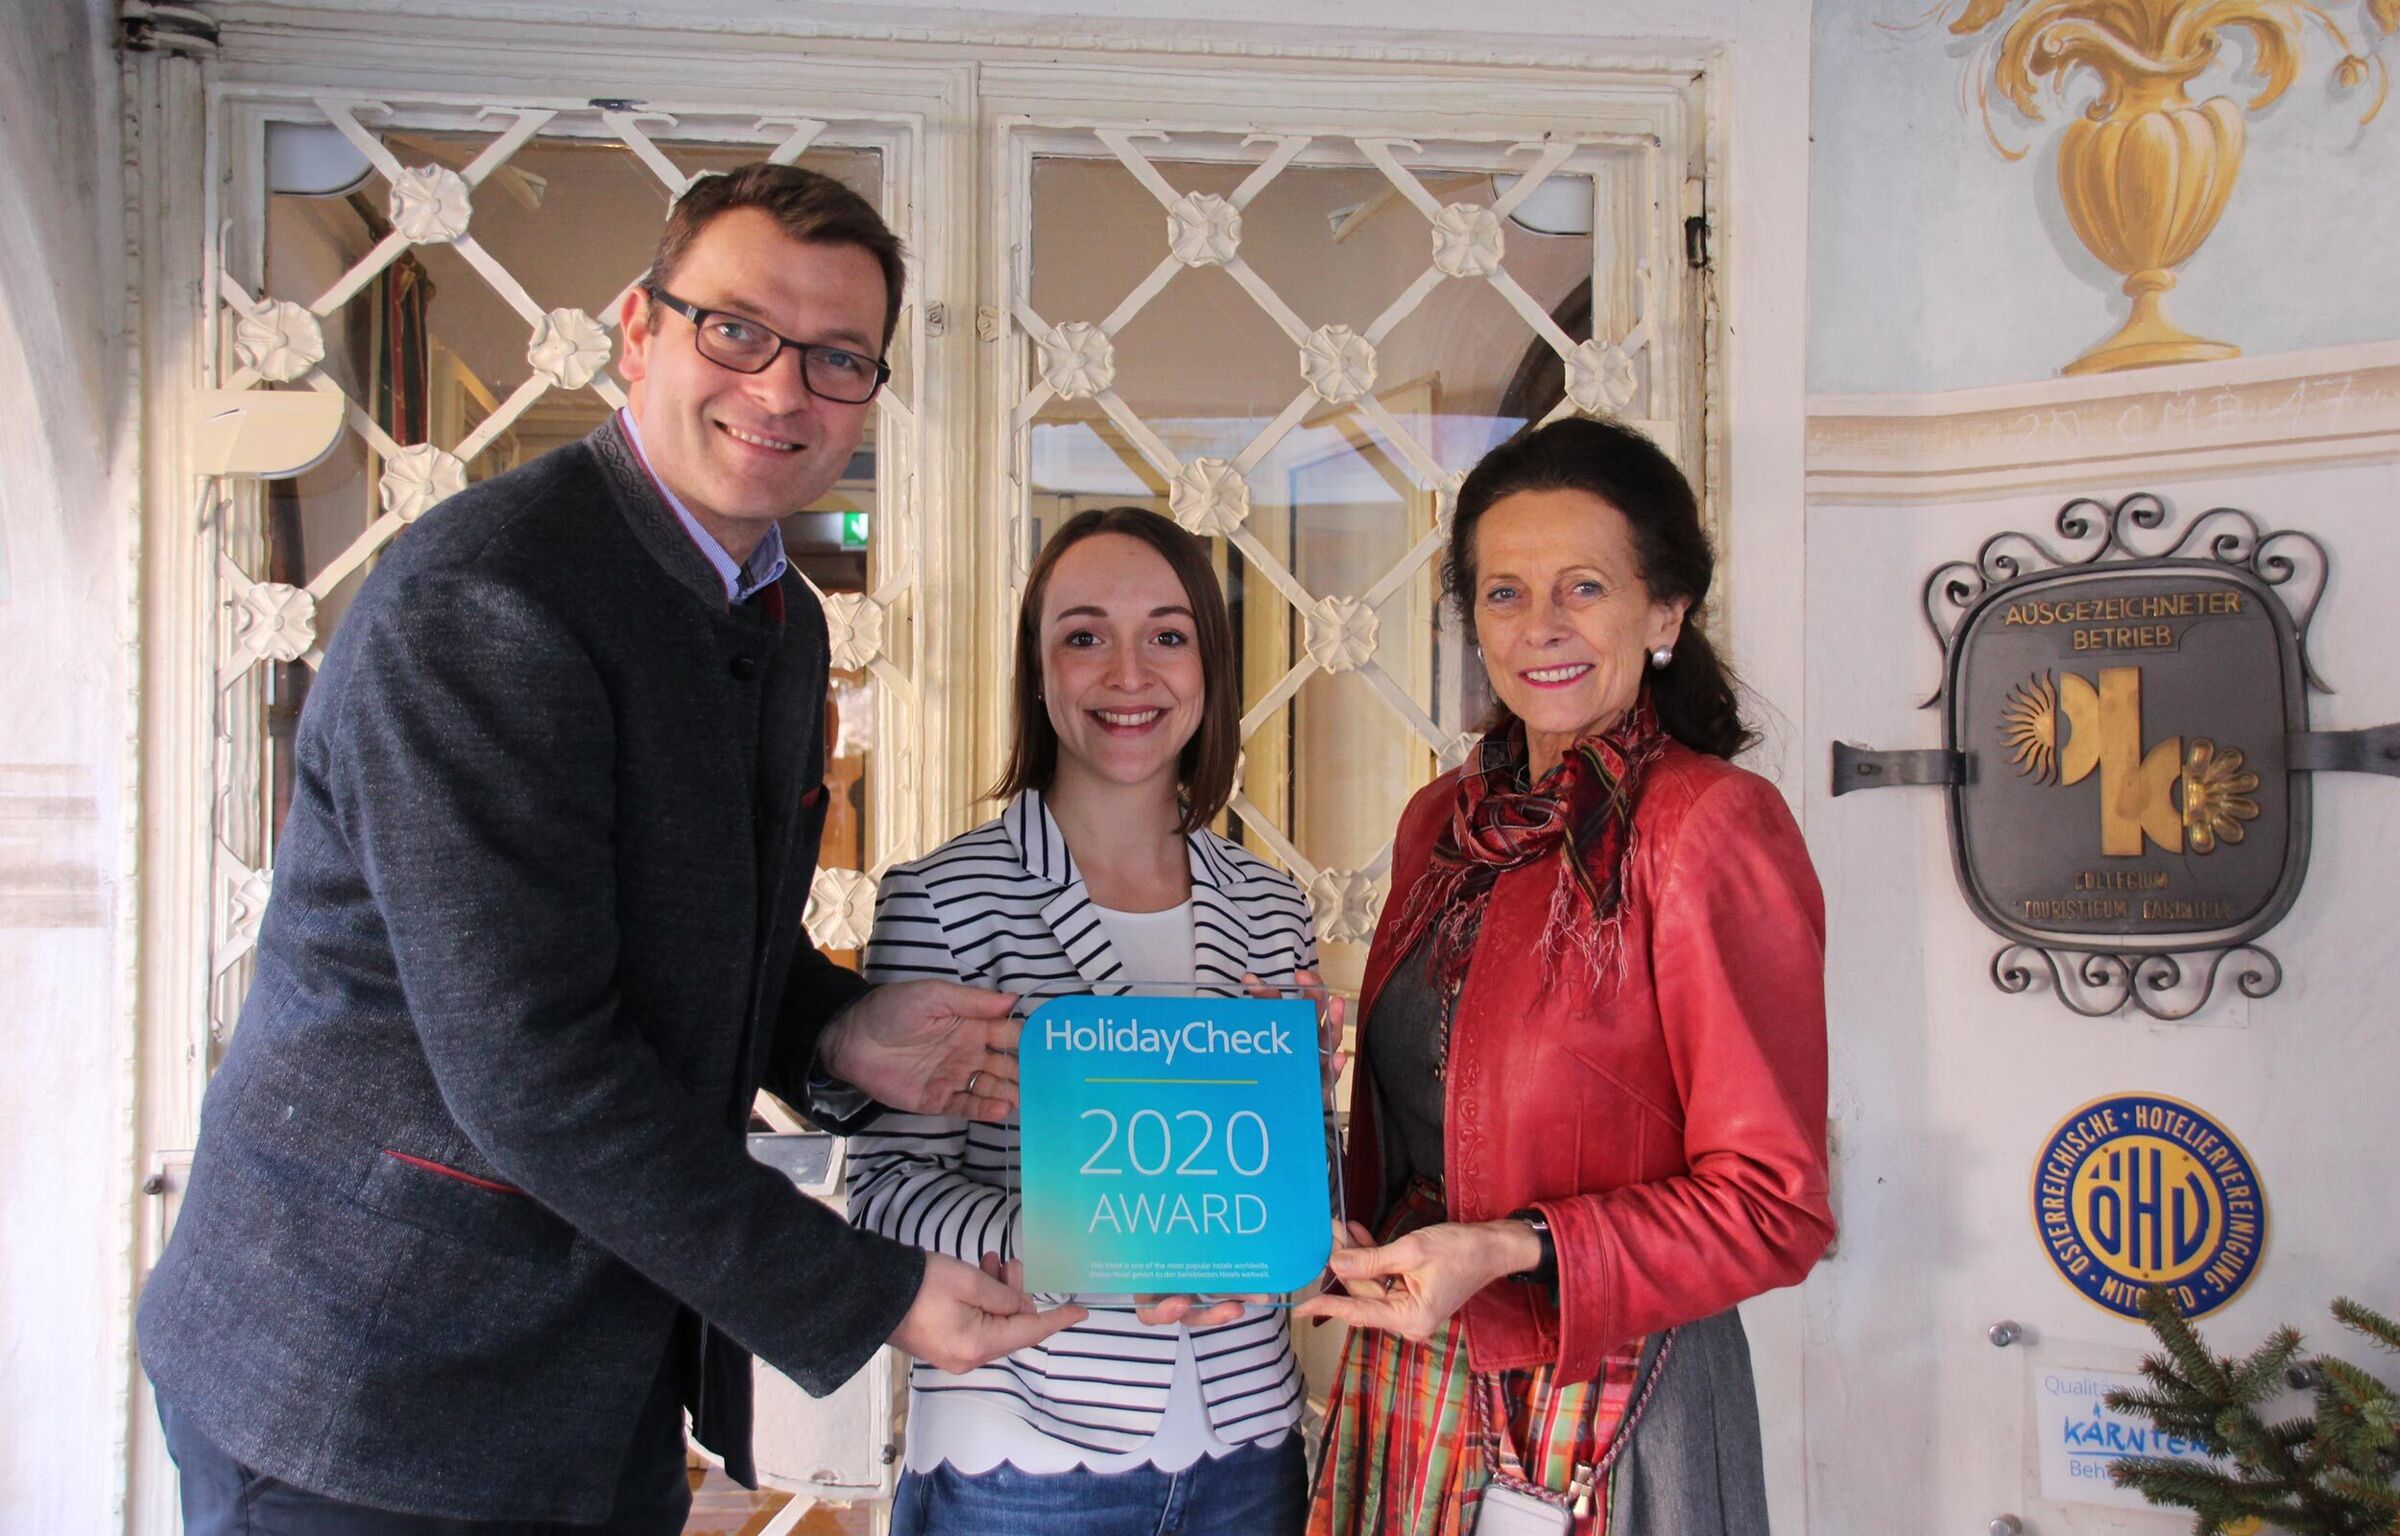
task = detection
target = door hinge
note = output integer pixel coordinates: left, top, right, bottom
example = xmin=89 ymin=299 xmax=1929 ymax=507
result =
xmin=1681 ymin=177 xmax=1712 ymax=271
xmin=1829 ymin=743 xmax=1966 ymax=796
xmin=120 ymin=1 xmax=219 ymax=56
xmin=2289 ymin=723 xmax=2400 ymax=777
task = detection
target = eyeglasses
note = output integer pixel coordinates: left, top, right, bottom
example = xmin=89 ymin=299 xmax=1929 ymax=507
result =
xmin=643 ymin=284 xmax=891 ymax=405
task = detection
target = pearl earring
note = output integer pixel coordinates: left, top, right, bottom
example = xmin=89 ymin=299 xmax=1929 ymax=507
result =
xmin=1649 ymin=646 xmax=1674 ymax=670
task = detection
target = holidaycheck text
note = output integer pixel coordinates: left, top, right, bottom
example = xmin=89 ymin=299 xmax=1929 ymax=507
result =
xmin=1046 ymin=1014 xmax=1295 ymax=1067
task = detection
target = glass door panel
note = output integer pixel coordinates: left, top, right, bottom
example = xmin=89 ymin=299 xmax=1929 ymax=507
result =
xmin=213 ymin=95 xmax=919 ymax=1051
xmin=1013 ymin=131 xmax=1624 ymax=993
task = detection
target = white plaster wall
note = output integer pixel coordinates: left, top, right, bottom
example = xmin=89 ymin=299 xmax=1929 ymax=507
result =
xmin=1805 ymin=1 xmax=2400 ymax=1526
xmin=1809 ymin=0 xmax=2400 ymax=394
xmin=0 ymin=0 xmax=131 ymax=1533
xmin=1802 ymin=457 xmax=2400 ymax=1532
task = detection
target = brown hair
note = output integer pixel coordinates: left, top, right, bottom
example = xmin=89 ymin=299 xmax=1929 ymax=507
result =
xmin=646 ymin=163 xmax=907 ymax=348
xmin=1445 ymin=416 xmax=1755 ymax=760
xmin=989 ymin=507 xmax=1241 ymax=834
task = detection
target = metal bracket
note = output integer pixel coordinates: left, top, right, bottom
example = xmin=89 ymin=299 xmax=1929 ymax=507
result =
xmin=2289 ymin=723 xmax=2400 ymax=777
xmin=1830 ymin=743 xmax=1965 ymax=797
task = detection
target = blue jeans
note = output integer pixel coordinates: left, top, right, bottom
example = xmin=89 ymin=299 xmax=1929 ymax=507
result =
xmin=156 ymin=1355 xmax=690 ymax=1535
xmin=892 ymin=1436 xmax=1307 ymax=1536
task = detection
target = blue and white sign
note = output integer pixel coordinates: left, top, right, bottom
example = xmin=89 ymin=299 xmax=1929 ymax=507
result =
xmin=2032 ymin=1092 xmax=2268 ymax=1320
xmin=2035 ymin=1365 xmax=2231 ymax=1511
xmin=1017 ymin=994 xmax=1332 ymax=1296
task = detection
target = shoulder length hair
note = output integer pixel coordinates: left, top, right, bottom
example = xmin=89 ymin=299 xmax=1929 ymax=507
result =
xmin=1445 ymin=416 xmax=1754 ymax=760
xmin=989 ymin=507 xmax=1241 ymax=833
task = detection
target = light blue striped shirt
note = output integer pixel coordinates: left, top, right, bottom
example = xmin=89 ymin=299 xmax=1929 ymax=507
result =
xmin=617 ymin=408 xmax=789 ymax=605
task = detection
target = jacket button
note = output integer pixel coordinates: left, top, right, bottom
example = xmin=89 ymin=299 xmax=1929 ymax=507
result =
xmin=729 ymin=656 xmax=759 ymax=682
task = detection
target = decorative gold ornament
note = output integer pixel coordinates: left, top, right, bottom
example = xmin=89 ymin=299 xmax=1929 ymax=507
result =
xmin=1993 ymin=669 xmax=2264 ymax=857
xmin=2002 ymin=670 xmax=2064 ymax=782
xmin=1948 ymin=0 xmax=2394 ymax=375
xmin=2180 ymin=737 xmax=2261 ymax=852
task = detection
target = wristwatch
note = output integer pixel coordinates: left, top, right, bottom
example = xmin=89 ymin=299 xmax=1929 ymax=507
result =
xmin=1507 ymin=1207 xmax=1558 ymax=1290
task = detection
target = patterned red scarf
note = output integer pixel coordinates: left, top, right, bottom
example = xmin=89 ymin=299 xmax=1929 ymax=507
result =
xmin=1388 ymin=697 xmax=1668 ymax=1032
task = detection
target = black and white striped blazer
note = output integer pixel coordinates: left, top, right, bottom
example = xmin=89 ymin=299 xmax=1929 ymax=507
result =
xmin=848 ymin=790 xmax=1320 ymax=1454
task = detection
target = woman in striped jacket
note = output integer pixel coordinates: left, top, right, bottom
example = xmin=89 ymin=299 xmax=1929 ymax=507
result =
xmin=849 ymin=506 xmax=1328 ymax=1536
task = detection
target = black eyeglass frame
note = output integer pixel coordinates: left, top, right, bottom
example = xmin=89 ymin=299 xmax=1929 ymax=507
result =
xmin=642 ymin=283 xmax=893 ymax=404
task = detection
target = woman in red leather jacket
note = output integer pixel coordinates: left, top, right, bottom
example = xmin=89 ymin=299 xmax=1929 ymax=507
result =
xmin=1298 ymin=417 xmax=1833 ymax=1535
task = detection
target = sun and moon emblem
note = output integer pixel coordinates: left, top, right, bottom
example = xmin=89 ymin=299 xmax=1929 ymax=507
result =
xmin=1997 ymin=671 xmax=2261 ymax=852
xmin=2181 ymin=738 xmax=2261 ymax=853
xmin=2001 ymin=671 xmax=2062 ymax=784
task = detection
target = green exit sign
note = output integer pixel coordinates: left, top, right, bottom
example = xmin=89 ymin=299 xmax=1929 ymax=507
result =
xmin=840 ymin=511 xmax=870 ymax=550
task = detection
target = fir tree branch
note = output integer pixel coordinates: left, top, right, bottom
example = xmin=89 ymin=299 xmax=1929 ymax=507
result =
xmin=2106 ymin=1292 xmax=2400 ymax=1535
xmin=2332 ymin=1298 xmax=2400 ymax=1355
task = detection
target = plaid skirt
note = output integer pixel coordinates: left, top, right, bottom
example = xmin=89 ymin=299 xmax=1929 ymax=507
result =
xmin=1308 ymin=1182 xmax=1647 ymax=1536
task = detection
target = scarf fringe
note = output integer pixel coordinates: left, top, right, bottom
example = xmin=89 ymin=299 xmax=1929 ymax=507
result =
xmin=1535 ymin=731 xmax=1664 ymax=994
xmin=1384 ymin=704 xmax=1669 ymax=1070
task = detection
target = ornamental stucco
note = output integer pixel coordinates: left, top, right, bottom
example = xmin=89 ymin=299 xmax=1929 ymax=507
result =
xmin=1430 ymin=203 xmax=1505 ymax=278
xmin=526 ymin=308 xmax=613 ymax=390
xmin=823 ymin=590 xmax=886 ymax=672
xmin=807 ymin=865 xmax=878 ymax=952
xmin=388 ymin=164 xmax=473 ymax=245
xmin=1565 ymin=339 xmax=1639 ymax=414
xmin=225 ymin=867 xmax=275 ymax=953
xmin=1300 ymin=325 xmax=1378 ymax=405
xmin=1307 ymin=867 xmax=1384 ymax=945
xmin=378 ymin=444 xmax=469 ymax=524
xmin=1168 ymin=457 xmax=1251 ymax=537
xmin=232 ymin=583 xmax=318 ymax=665
xmin=1038 ymin=321 xmax=1117 ymax=399
xmin=1167 ymin=192 xmax=1242 ymax=267
xmin=1304 ymin=594 xmax=1378 ymax=674
xmin=232 ymin=300 xmax=327 ymax=383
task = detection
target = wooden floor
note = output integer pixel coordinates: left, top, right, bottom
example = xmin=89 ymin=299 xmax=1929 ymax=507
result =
xmin=683 ymin=1461 xmax=875 ymax=1536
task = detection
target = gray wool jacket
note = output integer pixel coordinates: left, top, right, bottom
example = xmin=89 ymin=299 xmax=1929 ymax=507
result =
xmin=137 ymin=418 xmax=924 ymax=1523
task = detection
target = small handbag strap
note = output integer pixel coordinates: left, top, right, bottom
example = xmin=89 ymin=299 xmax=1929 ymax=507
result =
xmin=1473 ymin=1327 xmax=1679 ymax=1510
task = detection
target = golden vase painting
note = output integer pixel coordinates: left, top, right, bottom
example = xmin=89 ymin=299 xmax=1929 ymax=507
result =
xmin=1946 ymin=0 xmax=2394 ymax=374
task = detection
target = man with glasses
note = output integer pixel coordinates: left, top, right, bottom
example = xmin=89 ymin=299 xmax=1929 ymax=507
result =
xmin=140 ymin=164 xmax=1082 ymax=1535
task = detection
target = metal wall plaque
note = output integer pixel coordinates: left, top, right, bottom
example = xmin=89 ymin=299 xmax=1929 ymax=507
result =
xmin=1834 ymin=493 xmax=2399 ymax=1018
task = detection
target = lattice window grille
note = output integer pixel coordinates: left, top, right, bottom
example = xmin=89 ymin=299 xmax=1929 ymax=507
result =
xmin=205 ymin=95 xmax=926 ymax=1044
xmin=1006 ymin=127 xmax=1679 ymax=947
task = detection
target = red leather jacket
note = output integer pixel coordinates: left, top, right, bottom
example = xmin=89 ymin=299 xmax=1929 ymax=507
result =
xmin=1340 ymin=741 xmax=1834 ymax=1380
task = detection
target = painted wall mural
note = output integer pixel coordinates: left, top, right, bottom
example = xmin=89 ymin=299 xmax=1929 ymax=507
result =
xmin=1943 ymin=0 xmax=2395 ymax=374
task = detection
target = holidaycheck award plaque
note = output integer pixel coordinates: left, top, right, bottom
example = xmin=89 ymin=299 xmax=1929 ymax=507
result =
xmin=1018 ymin=993 xmax=1334 ymax=1296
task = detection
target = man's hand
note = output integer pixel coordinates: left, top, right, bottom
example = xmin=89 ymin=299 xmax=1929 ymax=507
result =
xmin=820 ymin=981 xmax=1020 ymax=1122
xmin=890 ymin=1253 xmax=1087 ymax=1374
